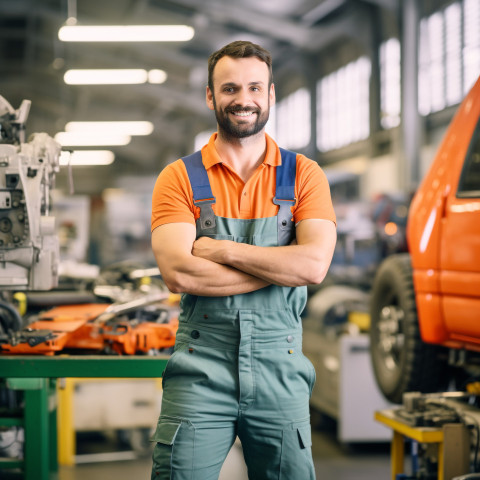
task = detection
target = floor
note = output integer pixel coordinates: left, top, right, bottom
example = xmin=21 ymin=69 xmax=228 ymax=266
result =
xmin=54 ymin=421 xmax=391 ymax=480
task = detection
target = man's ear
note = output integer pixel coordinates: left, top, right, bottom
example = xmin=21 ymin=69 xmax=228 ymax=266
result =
xmin=270 ymin=83 xmax=276 ymax=107
xmin=206 ymin=86 xmax=214 ymax=111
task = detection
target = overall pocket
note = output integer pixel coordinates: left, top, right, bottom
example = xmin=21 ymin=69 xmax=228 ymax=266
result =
xmin=279 ymin=421 xmax=315 ymax=480
xmin=151 ymin=417 xmax=195 ymax=479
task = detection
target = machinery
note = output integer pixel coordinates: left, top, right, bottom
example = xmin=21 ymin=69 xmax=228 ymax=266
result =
xmin=0 ymin=292 xmax=179 ymax=356
xmin=0 ymin=95 xmax=60 ymax=291
xmin=0 ymin=95 xmax=179 ymax=355
xmin=0 ymin=96 xmax=178 ymax=464
xmin=376 ymin=390 xmax=480 ymax=479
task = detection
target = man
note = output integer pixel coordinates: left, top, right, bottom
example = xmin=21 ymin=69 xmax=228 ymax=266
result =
xmin=150 ymin=40 xmax=336 ymax=480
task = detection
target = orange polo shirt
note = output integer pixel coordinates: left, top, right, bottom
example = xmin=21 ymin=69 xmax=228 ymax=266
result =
xmin=151 ymin=133 xmax=336 ymax=231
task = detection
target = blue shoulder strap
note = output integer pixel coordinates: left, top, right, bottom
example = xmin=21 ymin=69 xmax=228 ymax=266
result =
xmin=274 ymin=148 xmax=297 ymax=245
xmin=182 ymin=147 xmax=297 ymax=244
xmin=181 ymin=151 xmax=216 ymax=232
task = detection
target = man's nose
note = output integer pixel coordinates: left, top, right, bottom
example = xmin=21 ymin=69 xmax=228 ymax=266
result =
xmin=234 ymin=88 xmax=251 ymax=106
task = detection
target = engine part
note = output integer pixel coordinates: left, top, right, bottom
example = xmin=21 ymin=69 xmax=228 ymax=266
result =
xmin=0 ymin=95 xmax=61 ymax=290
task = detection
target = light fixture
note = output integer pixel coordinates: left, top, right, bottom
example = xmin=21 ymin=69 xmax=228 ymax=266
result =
xmin=58 ymin=25 xmax=194 ymax=42
xmin=55 ymin=132 xmax=131 ymax=146
xmin=63 ymin=69 xmax=167 ymax=85
xmin=65 ymin=69 xmax=145 ymax=85
xmin=60 ymin=150 xmax=115 ymax=166
xmin=65 ymin=121 xmax=154 ymax=136
xmin=148 ymin=69 xmax=167 ymax=84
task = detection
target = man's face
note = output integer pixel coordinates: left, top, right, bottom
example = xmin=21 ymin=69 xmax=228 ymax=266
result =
xmin=206 ymin=56 xmax=275 ymax=140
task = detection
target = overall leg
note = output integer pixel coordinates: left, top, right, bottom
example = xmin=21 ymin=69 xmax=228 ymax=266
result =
xmin=151 ymin=332 xmax=240 ymax=480
xmin=151 ymin=420 xmax=236 ymax=480
xmin=238 ymin=336 xmax=316 ymax=480
xmin=239 ymin=416 xmax=315 ymax=480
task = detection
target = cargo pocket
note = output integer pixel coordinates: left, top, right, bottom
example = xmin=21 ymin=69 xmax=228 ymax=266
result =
xmin=280 ymin=422 xmax=315 ymax=480
xmin=150 ymin=417 xmax=195 ymax=480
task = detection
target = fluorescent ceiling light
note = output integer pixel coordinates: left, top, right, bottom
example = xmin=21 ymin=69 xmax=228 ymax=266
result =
xmin=60 ymin=150 xmax=115 ymax=166
xmin=64 ymin=69 xmax=146 ymax=85
xmin=58 ymin=25 xmax=194 ymax=42
xmin=64 ymin=69 xmax=167 ymax=85
xmin=148 ymin=69 xmax=167 ymax=84
xmin=65 ymin=121 xmax=154 ymax=136
xmin=55 ymin=132 xmax=131 ymax=146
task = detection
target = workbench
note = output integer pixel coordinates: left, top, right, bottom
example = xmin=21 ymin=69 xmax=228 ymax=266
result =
xmin=0 ymin=355 xmax=169 ymax=480
xmin=375 ymin=408 xmax=470 ymax=480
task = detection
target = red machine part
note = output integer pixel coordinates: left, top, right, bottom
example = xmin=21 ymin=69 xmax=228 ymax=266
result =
xmin=0 ymin=302 xmax=178 ymax=356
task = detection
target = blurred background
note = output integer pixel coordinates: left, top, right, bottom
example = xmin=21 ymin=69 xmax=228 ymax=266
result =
xmin=1 ymin=0 xmax=478 ymax=269
xmin=0 ymin=0 xmax=479 ymax=477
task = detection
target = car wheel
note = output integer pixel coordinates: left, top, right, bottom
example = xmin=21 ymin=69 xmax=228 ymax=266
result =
xmin=369 ymin=253 xmax=448 ymax=404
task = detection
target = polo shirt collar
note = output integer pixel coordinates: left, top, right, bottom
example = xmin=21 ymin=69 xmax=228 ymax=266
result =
xmin=202 ymin=132 xmax=282 ymax=169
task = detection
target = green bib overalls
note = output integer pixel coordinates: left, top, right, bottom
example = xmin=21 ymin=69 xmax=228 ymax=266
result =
xmin=151 ymin=149 xmax=316 ymax=480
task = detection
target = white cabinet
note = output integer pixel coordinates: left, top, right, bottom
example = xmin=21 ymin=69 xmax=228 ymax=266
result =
xmin=304 ymin=332 xmax=393 ymax=442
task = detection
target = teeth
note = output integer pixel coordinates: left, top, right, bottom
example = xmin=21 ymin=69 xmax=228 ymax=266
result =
xmin=233 ymin=111 xmax=253 ymax=117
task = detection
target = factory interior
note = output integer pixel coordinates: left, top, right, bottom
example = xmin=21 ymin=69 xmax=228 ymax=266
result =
xmin=1 ymin=0 xmax=480 ymax=478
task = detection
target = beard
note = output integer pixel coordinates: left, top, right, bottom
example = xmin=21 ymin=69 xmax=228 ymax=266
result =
xmin=213 ymin=96 xmax=270 ymax=140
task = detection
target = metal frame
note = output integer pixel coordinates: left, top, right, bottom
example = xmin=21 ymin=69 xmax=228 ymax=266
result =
xmin=0 ymin=355 xmax=169 ymax=480
xmin=375 ymin=409 xmax=470 ymax=480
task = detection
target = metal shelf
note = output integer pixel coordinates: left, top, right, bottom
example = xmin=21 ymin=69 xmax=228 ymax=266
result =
xmin=0 ymin=355 xmax=169 ymax=480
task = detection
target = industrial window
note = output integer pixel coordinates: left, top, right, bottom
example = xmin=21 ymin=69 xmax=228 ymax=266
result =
xmin=463 ymin=0 xmax=480 ymax=93
xmin=317 ymin=57 xmax=371 ymax=152
xmin=418 ymin=0 xmax=480 ymax=116
xmin=380 ymin=38 xmax=401 ymax=129
xmin=275 ymin=88 xmax=311 ymax=149
xmin=457 ymin=119 xmax=480 ymax=198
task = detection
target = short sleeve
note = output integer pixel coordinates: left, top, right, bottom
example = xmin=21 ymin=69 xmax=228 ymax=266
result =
xmin=293 ymin=156 xmax=336 ymax=225
xmin=151 ymin=160 xmax=197 ymax=232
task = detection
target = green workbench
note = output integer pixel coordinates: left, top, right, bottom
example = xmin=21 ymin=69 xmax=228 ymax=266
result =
xmin=0 ymin=355 xmax=169 ymax=480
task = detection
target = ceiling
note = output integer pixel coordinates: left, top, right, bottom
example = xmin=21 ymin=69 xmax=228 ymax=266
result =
xmin=0 ymin=0 xmax=399 ymax=195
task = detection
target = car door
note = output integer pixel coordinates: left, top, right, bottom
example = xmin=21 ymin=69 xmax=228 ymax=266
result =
xmin=440 ymin=117 xmax=480 ymax=343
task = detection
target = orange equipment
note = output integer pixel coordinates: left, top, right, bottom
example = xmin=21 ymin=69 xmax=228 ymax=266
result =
xmin=0 ymin=294 xmax=179 ymax=356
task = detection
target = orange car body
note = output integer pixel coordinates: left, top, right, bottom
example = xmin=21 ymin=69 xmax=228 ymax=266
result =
xmin=407 ymin=76 xmax=480 ymax=351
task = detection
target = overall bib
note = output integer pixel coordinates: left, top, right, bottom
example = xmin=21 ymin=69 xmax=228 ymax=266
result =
xmin=151 ymin=149 xmax=316 ymax=480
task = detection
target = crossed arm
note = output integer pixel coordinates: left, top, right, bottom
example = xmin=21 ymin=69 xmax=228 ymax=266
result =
xmin=151 ymin=219 xmax=336 ymax=297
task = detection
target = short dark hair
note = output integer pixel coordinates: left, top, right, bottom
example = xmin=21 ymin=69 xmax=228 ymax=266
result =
xmin=207 ymin=40 xmax=273 ymax=91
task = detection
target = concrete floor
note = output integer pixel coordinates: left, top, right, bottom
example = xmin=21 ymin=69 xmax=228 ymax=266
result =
xmin=55 ymin=423 xmax=391 ymax=480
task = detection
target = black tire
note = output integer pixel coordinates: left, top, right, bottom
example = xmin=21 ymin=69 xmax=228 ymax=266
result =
xmin=369 ymin=253 xmax=448 ymax=404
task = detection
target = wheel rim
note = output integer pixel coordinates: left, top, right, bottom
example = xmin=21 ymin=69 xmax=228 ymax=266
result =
xmin=376 ymin=304 xmax=405 ymax=372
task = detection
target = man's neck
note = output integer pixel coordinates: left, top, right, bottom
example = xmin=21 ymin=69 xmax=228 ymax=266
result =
xmin=214 ymin=130 xmax=267 ymax=183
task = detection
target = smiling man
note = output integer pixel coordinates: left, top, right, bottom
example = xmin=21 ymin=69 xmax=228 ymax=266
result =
xmin=150 ymin=40 xmax=337 ymax=480
xmin=210 ymin=55 xmax=271 ymax=140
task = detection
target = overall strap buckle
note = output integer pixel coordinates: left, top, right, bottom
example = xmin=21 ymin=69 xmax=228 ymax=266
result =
xmin=182 ymin=151 xmax=216 ymax=233
xmin=275 ymin=148 xmax=297 ymax=246
xmin=193 ymin=198 xmax=216 ymax=230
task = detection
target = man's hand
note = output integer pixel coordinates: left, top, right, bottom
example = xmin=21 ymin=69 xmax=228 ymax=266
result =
xmin=192 ymin=236 xmax=226 ymax=264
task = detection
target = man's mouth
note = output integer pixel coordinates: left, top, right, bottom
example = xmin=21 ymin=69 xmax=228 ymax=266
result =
xmin=232 ymin=111 xmax=254 ymax=117
xmin=227 ymin=107 xmax=258 ymax=118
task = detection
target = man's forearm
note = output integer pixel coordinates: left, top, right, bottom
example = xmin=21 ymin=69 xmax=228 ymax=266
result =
xmin=156 ymin=250 xmax=269 ymax=296
xmin=195 ymin=241 xmax=324 ymax=287
xmin=176 ymin=258 xmax=269 ymax=296
xmin=152 ymin=223 xmax=269 ymax=297
xmin=192 ymin=220 xmax=337 ymax=287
